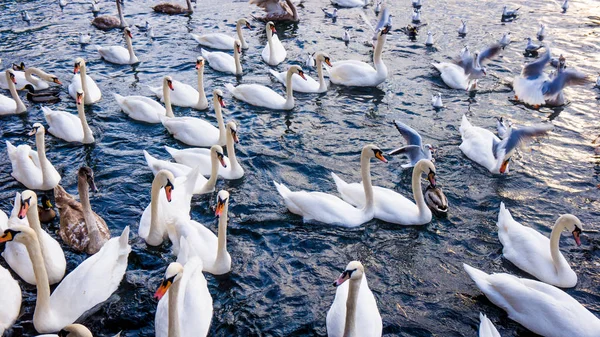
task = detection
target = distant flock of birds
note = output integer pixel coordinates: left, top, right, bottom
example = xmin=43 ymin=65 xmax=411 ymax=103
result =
xmin=1 ymin=0 xmax=600 ymax=336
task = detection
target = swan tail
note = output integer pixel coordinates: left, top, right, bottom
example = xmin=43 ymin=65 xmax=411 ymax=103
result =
xmin=185 ymin=165 xmax=202 ymax=196
xmin=431 ymin=63 xmax=442 ymax=72
xmin=41 ymin=106 xmax=54 ymax=117
xmin=463 ymin=263 xmax=491 ymax=288
xmin=190 ymin=33 xmax=201 ymax=43
xmin=143 ymin=150 xmax=160 ymax=175
xmin=200 ymin=48 xmax=210 ymax=59
xmin=496 ymin=202 xmax=514 ymax=230
xmin=224 ymin=83 xmax=236 ymax=95
xmin=459 ymin=114 xmax=472 ymax=136
xmin=273 ymin=181 xmax=291 ymax=198
xmin=330 ymin=172 xmax=348 ymax=194
xmin=176 ymin=235 xmax=190 ymax=264
xmin=113 ymin=93 xmax=124 ymax=104
xmin=6 ymin=140 xmax=17 ymax=157
xmin=268 ymin=69 xmax=281 ymax=80
xmin=164 ymin=145 xmax=179 ymax=158
xmin=118 ymin=226 xmax=131 ymax=255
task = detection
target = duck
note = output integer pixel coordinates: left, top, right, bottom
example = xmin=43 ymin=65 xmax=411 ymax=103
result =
xmin=328 ymin=25 xmax=390 ymax=87
xmin=0 ymin=264 xmax=20 ymax=337
xmin=225 ymin=65 xmax=306 ymax=110
xmin=0 ymin=203 xmax=130 ymax=334
xmin=161 ymin=89 xmax=227 ymax=147
xmin=201 ymin=40 xmax=243 ymax=75
xmin=2 ymin=191 xmax=66 ymax=286
xmin=68 ymin=58 xmax=102 ymax=104
xmin=270 ymin=52 xmax=332 ymax=93
xmin=54 ymin=167 xmax=111 ymax=255
xmin=459 ymin=115 xmax=553 ymax=174
xmin=326 ymin=261 xmax=382 ymax=337
xmin=261 ymin=22 xmax=287 ymax=66
xmin=152 ymin=0 xmax=193 ymax=14
xmin=330 ymin=0 xmax=367 ymax=8
xmin=153 ymin=257 xmax=212 ymax=337
xmin=463 ymin=263 xmax=600 ymax=337
xmin=27 ymin=90 xmax=61 ymax=104
xmin=91 ymin=0 xmax=127 ymax=30
xmin=432 ymin=43 xmax=502 ymax=90
xmin=149 ymin=57 xmax=208 ymax=110
xmin=478 ymin=313 xmax=501 ymax=337
xmin=115 ymin=76 xmax=174 ymax=123
xmin=165 ymin=121 xmax=244 ymax=180
xmin=97 ymin=27 xmax=139 ymax=65
xmin=0 ymin=67 xmax=61 ymax=91
xmin=249 ymin=0 xmax=299 ymax=22
xmin=0 ymin=69 xmax=27 ymax=115
xmin=497 ymin=202 xmax=581 ymax=288
xmin=191 ymin=18 xmax=252 ymax=50
xmin=274 ymin=144 xmax=387 ymax=227
xmin=42 ymin=89 xmax=95 ymax=144
xmin=6 ymin=123 xmax=62 ymax=191
xmin=388 ymin=120 xmax=434 ymax=168
xmin=332 ymin=159 xmax=436 ymax=226
xmin=38 ymin=195 xmax=57 ymax=224
xmin=424 ymin=183 xmax=448 ymax=218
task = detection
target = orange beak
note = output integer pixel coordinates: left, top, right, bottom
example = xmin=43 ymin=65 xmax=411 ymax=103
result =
xmin=18 ymin=201 xmax=30 ymax=219
xmin=10 ymin=74 xmax=17 ymax=84
xmin=153 ymin=278 xmax=173 ymax=300
xmin=73 ymin=64 xmax=80 ymax=74
xmin=499 ymin=159 xmax=510 ymax=174
xmin=232 ymin=130 xmax=239 ymax=143
xmin=168 ymin=81 xmax=174 ymax=91
xmin=127 ymin=30 xmax=133 ymax=38
xmin=0 ymin=231 xmax=14 ymax=244
xmin=375 ymin=152 xmax=387 ymax=163
xmin=324 ymin=59 xmax=332 ymax=67
xmin=218 ymin=154 xmax=227 ymax=168
xmin=164 ymin=181 xmax=173 ymax=202
xmin=245 ymin=22 xmax=252 ymax=29
xmin=195 ymin=60 xmax=204 ymax=70
xmin=297 ymin=71 xmax=307 ymax=80
xmin=76 ymin=93 xmax=83 ymax=105
xmin=427 ymin=171 xmax=436 ymax=187
xmin=270 ymin=26 xmax=277 ymax=33
xmin=53 ymin=78 xmax=62 ymax=85
xmin=218 ymin=96 xmax=225 ymax=108
xmin=215 ymin=198 xmax=225 ymax=217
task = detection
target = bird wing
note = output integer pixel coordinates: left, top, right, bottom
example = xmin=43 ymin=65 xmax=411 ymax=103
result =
xmin=477 ymin=43 xmax=502 ymax=66
xmin=499 ymin=124 xmax=553 ymax=157
xmin=393 ymin=120 xmax=423 ymax=146
xmin=388 ymin=145 xmax=423 ymax=161
xmin=542 ymin=69 xmax=588 ymax=97
xmin=454 ymin=50 xmax=474 ymax=74
xmin=521 ymin=48 xmax=551 ymax=78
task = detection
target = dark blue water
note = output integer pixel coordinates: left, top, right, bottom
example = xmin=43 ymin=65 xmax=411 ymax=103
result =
xmin=1 ymin=0 xmax=600 ymax=336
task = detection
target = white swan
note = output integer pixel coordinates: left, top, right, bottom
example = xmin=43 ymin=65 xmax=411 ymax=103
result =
xmin=97 ymin=27 xmax=139 ymax=65
xmin=154 ymin=257 xmax=212 ymax=337
xmin=161 ymin=89 xmax=227 ymax=147
xmin=261 ymin=21 xmax=286 ymax=66
xmin=463 ymin=263 xmax=600 ymax=337
xmin=459 ymin=115 xmax=553 ymax=174
xmin=0 ymin=193 xmax=130 ymax=333
xmin=42 ymin=89 xmax=95 ymax=144
xmin=479 ymin=313 xmax=501 ymax=337
xmin=35 ymin=323 xmax=94 ymax=337
xmin=431 ymin=62 xmax=470 ymax=90
xmin=201 ymin=40 xmax=243 ymax=75
xmin=497 ymin=202 xmax=581 ymax=288
xmin=270 ymin=52 xmax=332 ymax=93
xmin=2 ymin=191 xmax=66 ymax=285
xmin=0 ymin=67 xmax=61 ymax=91
xmin=328 ymin=26 xmax=390 ymax=87
xmin=0 ymin=264 xmax=21 ymax=336
xmin=191 ymin=18 xmax=251 ymax=50
xmin=68 ymin=58 xmax=101 ymax=104
xmin=138 ymin=169 xmax=178 ymax=247
xmin=143 ymin=146 xmax=225 ymax=195
xmin=274 ymin=144 xmax=387 ymax=227
xmin=0 ymin=69 xmax=27 ymax=115
xmin=326 ymin=261 xmax=382 ymax=337
xmin=225 ymin=65 xmax=306 ymax=110
xmin=115 ymin=76 xmax=174 ymax=123
xmin=149 ymin=57 xmax=208 ymax=110
xmin=7 ymin=123 xmax=62 ymax=191
xmin=165 ymin=121 xmax=244 ymax=180
xmin=332 ymin=159 xmax=436 ymax=225
xmin=330 ymin=0 xmax=367 ymax=8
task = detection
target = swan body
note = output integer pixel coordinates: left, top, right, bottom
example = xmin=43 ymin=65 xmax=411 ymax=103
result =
xmin=250 ymin=0 xmax=299 ymax=22
xmin=201 ymin=40 xmax=243 ymax=75
xmin=152 ymin=0 xmax=193 ymax=14
xmin=479 ymin=313 xmax=501 ymax=337
xmin=191 ymin=18 xmax=251 ymax=50
xmin=55 ymin=167 xmax=111 ymax=255
xmin=274 ymin=145 xmax=387 ymax=227
xmin=0 ymin=265 xmax=21 ymax=336
xmin=116 ymin=76 xmax=174 ymax=123
xmin=0 ymin=67 xmax=60 ymax=92
xmin=91 ymin=0 xmax=126 ymax=30
xmin=43 ymin=90 xmax=94 ymax=144
xmin=332 ymin=159 xmax=435 ymax=225
xmin=161 ymin=89 xmax=227 ymax=147
xmin=261 ymin=22 xmax=287 ymax=66
xmin=2 ymin=192 xmax=66 ymax=286
xmin=165 ymin=121 xmax=243 ymax=180
xmin=68 ymin=58 xmax=101 ymax=104
xmin=7 ymin=123 xmax=61 ymax=191
xmin=0 ymin=69 xmax=27 ymax=115
xmin=329 ymin=26 xmax=389 ymax=87
xmin=463 ymin=263 xmax=600 ymax=337
xmin=149 ymin=57 xmax=208 ymax=110
xmin=330 ymin=0 xmax=367 ymax=8
xmin=326 ymin=261 xmax=382 ymax=337
xmin=432 ymin=62 xmax=470 ymax=90
xmin=35 ymin=323 xmax=94 ymax=337
xmin=0 ymin=191 xmax=131 ymax=334
xmin=97 ymin=27 xmax=139 ymax=65
xmin=225 ymin=65 xmax=306 ymax=110
xmin=497 ymin=203 xmax=581 ymax=288
xmin=270 ymin=52 xmax=332 ymax=93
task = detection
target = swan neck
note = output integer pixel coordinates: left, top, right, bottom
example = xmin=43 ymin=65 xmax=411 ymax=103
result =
xmin=36 ymin=130 xmax=52 ymax=184
xmin=374 ymin=34 xmax=387 ymax=73
xmin=167 ymin=277 xmax=181 ymax=337
xmin=285 ymin=70 xmax=294 ymax=106
xmin=237 ymin=22 xmax=247 ymax=49
xmin=549 ymin=219 xmax=567 ymax=270
xmin=234 ymin=47 xmax=242 ymax=75
xmin=267 ymin=29 xmax=276 ymax=64
xmin=215 ymin=202 xmax=228 ymax=264
xmin=163 ymin=80 xmax=174 ymax=117
xmin=287 ymin=0 xmax=298 ymax=21
xmin=226 ymin=129 xmax=239 ymax=169
xmin=197 ymin=66 xmax=207 ymax=107
xmin=215 ymin=102 xmax=226 ymax=145
xmin=186 ymin=0 xmax=192 ymax=12
xmin=126 ymin=34 xmax=138 ymax=63
xmin=78 ymin=175 xmax=101 ymax=245
xmin=24 ymin=68 xmax=43 ymax=86
xmin=26 ymin=199 xmax=49 ymax=263
xmin=360 ymin=152 xmax=374 ymax=212
xmin=316 ymin=58 xmax=326 ymax=92
xmin=411 ymin=165 xmax=427 ymax=215
xmin=77 ymin=101 xmax=94 ymax=143
xmin=80 ymin=64 xmax=90 ymax=104
xmin=342 ymin=277 xmax=361 ymax=337
xmin=150 ymin=177 xmax=162 ymax=237
xmin=205 ymin=152 xmax=219 ymax=190
xmin=116 ymin=0 xmax=126 ymax=27
xmin=24 ymin=229 xmax=52 ymax=314
xmin=7 ymin=71 xmax=26 ymax=113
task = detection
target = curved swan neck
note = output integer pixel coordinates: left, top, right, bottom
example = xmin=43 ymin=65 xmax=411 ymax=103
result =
xmin=360 ymin=151 xmax=374 ymax=212
xmin=125 ymin=34 xmax=138 ymax=63
xmin=226 ymin=129 xmax=239 ymax=170
xmin=215 ymin=201 xmax=229 ymax=264
xmin=373 ymin=34 xmax=387 ymax=74
xmin=7 ymin=71 xmax=26 ymax=113
xmin=342 ymin=277 xmax=361 ymax=337
xmin=26 ymin=198 xmax=49 ymax=266
xmin=315 ymin=58 xmax=326 ymax=92
xmin=23 ymin=229 xmax=52 ymax=314
xmin=234 ymin=46 xmax=242 ymax=75
xmin=286 ymin=0 xmax=298 ymax=21
xmin=149 ymin=177 xmax=162 ymax=236
xmin=285 ymin=69 xmax=295 ymax=106
xmin=549 ymin=218 xmax=568 ymax=269
xmin=237 ymin=21 xmax=248 ymax=49
xmin=79 ymin=63 xmax=91 ymax=104
xmin=411 ymin=165 xmax=428 ymax=215
xmin=205 ymin=151 xmax=220 ymax=190
xmin=36 ymin=129 xmax=52 ymax=185
xmin=167 ymin=277 xmax=181 ymax=337
xmin=215 ymin=100 xmax=226 ymax=145
xmin=116 ymin=0 xmax=126 ymax=27
xmin=78 ymin=175 xmax=101 ymax=245
xmin=267 ymin=28 xmax=276 ymax=64
xmin=163 ymin=80 xmax=174 ymax=117
xmin=77 ymin=100 xmax=94 ymax=143
xmin=24 ymin=67 xmax=44 ymax=86
xmin=197 ymin=66 xmax=207 ymax=106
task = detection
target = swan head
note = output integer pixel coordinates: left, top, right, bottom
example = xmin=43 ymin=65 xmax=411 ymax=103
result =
xmin=123 ymin=26 xmax=133 ymax=39
xmin=73 ymin=57 xmax=86 ymax=74
xmin=58 ymin=324 xmax=93 ymax=337
xmin=46 ymin=73 xmax=62 ymax=85
xmin=76 ymin=89 xmax=85 ymax=105
xmin=415 ymin=159 xmax=437 ymax=187
xmin=226 ymin=121 xmax=239 ymax=143
xmin=28 ymin=122 xmax=45 ymax=137
xmin=78 ymin=166 xmax=98 ymax=192
xmin=0 ymin=225 xmax=36 ymax=245
xmin=333 ymin=261 xmax=364 ymax=287
xmin=155 ymin=170 xmax=176 ymax=202
xmin=154 ymin=262 xmax=184 ymax=300
xmin=266 ymin=21 xmax=276 ymax=34
xmin=211 ymin=145 xmax=227 ymax=168
xmin=363 ymin=144 xmax=387 ymax=163
xmin=213 ymin=89 xmax=225 ymax=107
xmin=234 ymin=39 xmax=242 ymax=54
xmin=287 ymin=65 xmax=306 ymax=81
xmin=163 ymin=76 xmax=174 ymax=91
xmin=195 ymin=56 xmax=205 ymax=70
xmin=5 ymin=69 xmax=17 ymax=85
xmin=16 ymin=190 xmax=38 ymax=219
xmin=215 ymin=190 xmax=230 ymax=217
xmin=238 ymin=18 xmax=252 ymax=29
xmin=316 ymin=53 xmax=332 ymax=67
xmin=556 ymin=214 xmax=583 ymax=246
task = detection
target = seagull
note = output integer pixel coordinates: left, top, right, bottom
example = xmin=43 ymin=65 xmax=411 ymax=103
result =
xmin=91 ymin=0 xmax=99 ymax=15
xmin=412 ymin=9 xmax=421 ymax=23
xmin=79 ymin=32 xmax=91 ymax=44
xmin=501 ymin=6 xmax=520 ymax=20
xmin=458 ymin=20 xmax=468 ymax=36
xmin=452 ymin=43 xmax=503 ymax=86
xmin=432 ymin=93 xmax=443 ymax=108
xmin=389 ymin=120 xmax=434 ymax=168
xmin=412 ymin=0 xmax=422 ymax=9
xmin=147 ymin=26 xmax=155 ymax=38
xmin=561 ymin=0 xmax=569 ymax=13
xmin=549 ymin=54 xmax=566 ymax=70
xmin=425 ymin=31 xmax=434 ymax=46
xmin=537 ymin=24 xmax=545 ymax=41
xmin=342 ymin=29 xmax=350 ymax=44
xmin=595 ymin=73 xmax=600 ymax=88
xmin=374 ymin=0 xmax=382 ymax=15
xmin=496 ymin=117 xmax=512 ymax=139
xmin=322 ymin=8 xmax=337 ymax=19
xmin=136 ymin=21 xmax=152 ymax=31
xmin=305 ymin=53 xmax=315 ymax=69
xmin=524 ymin=37 xmax=542 ymax=54
xmin=22 ymin=10 xmax=31 ymax=23
xmin=59 ymin=0 xmax=68 ymax=10
xmin=499 ymin=32 xmax=511 ymax=48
